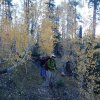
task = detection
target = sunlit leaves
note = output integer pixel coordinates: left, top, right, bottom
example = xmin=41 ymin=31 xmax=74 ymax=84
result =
xmin=0 ymin=20 xmax=34 ymax=67
xmin=39 ymin=18 xmax=54 ymax=55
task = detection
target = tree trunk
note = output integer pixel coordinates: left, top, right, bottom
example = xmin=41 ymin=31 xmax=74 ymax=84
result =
xmin=92 ymin=4 xmax=97 ymax=38
xmin=24 ymin=0 xmax=30 ymax=34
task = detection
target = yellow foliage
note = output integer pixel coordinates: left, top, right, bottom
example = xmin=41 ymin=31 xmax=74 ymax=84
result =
xmin=39 ymin=19 xmax=54 ymax=55
xmin=0 ymin=22 xmax=35 ymax=66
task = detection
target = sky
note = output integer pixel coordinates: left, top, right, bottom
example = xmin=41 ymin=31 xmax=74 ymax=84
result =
xmin=55 ymin=0 xmax=64 ymax=5
xmin=12 ymin=0 xmax=64 ymax=5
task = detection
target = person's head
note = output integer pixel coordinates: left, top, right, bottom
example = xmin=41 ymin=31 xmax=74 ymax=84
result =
xmin=50 ymin=54 xmax=56 ymax=59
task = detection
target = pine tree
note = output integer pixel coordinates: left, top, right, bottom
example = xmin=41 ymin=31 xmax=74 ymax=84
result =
xmin=46 ymin=0 xmax=62 ymax=57
xmin=89 ymin=0 xmax=100 ymax=38
xmin=53 ymin=7 xmax=62 ymax=57
xmin=4 ymin=0 xmax=13 ymax=21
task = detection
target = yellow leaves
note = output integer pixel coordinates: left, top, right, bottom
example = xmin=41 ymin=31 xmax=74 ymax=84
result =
xmin=0 ymin=23 xmax=35 ymax=66
xmin=88 ymin=75 xmax=97 ymax=80
xmin=87 ymin=51 xmax=93 ymax=58
xmin=0 ymin=24 xmax=31 ymax=52
xmin=94 ymin=48 xmax=100 ymax=54
xmin=91 ymin=61 xmax=96 ymax=65
xmin=39 ymin=19 xmax=54 ymax=55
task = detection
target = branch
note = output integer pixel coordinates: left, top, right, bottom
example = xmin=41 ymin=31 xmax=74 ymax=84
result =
xmin=0 ymin=44 xmax=32 ymax=74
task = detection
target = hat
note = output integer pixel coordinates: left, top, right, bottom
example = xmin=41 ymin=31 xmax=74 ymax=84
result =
xmin=51 ymin=54 xmax=56 ymax=58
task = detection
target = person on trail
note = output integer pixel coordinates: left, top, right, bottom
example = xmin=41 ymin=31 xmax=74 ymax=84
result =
xmin=40 ymin=56 xmax=50 ymax=80
xmin=45 ymin=54 xmax=57 ymax=86
xmin=65 ymin=61 xmax=72 ymax=76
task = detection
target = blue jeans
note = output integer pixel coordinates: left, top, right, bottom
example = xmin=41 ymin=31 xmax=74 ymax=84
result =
xmin=40 ymin=67 xmax=46 ymax=78
xmin=46 ymin=70 xmax=56 ymax=86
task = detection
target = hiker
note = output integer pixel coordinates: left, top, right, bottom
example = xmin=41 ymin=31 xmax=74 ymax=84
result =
xmin=65 ymin=61 xmax=72 ymax=76
xmin=45 ymin=54 xmax=57 ymax=86
xmin=40 ymin=56 xmax=50 ymax=80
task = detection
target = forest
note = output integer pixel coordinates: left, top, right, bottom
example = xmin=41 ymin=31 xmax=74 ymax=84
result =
xmin=0 ymin=0 xmax=100 ymax=100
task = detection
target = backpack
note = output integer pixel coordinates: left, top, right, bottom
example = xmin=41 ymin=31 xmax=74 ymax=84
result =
xmin=41 ymin=56 xmax=50 ymax=70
